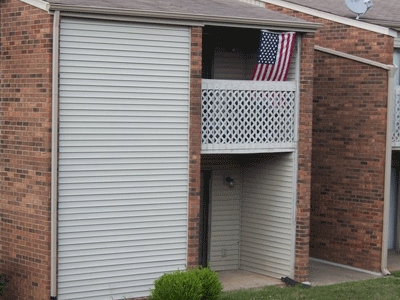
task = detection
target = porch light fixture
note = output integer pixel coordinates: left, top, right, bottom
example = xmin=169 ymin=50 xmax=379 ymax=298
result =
xmin=225 ymin=176 xmax=235 ymax=188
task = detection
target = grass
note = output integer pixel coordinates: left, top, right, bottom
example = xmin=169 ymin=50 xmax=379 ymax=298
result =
xmin=220 ymin=275 xmax=400 ymax=300
xmin=392 ymin=271 xmax=400 ymax=278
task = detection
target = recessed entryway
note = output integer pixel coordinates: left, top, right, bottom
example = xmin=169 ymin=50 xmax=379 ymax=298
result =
xmin=200 ymin=152 xmax=296 ymax=279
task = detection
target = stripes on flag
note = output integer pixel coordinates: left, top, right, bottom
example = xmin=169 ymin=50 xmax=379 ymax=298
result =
xmin=251 ymin=30 xmax=296 ymax=81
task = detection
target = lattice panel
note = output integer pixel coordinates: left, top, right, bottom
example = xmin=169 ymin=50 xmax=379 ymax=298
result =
xmin=393 ymin=87 xmax=400 ymax=146
xmin=201 ymin=80 xmax=296 ymax=152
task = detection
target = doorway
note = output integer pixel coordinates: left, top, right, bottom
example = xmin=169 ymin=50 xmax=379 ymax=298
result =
xmin=200 ymin=170 xmax=212 ymax=267
xmin=200 ymin=153 xmax=296 ymax=279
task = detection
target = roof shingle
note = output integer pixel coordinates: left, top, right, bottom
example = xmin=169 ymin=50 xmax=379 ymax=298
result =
xmin=45 ymin=0 xmax=319 ymax=31
xmin=281 ymin=0 xmax=400 ymax=30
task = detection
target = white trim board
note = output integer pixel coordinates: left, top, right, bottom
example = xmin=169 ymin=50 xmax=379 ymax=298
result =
xmin=238 ymin=0 xmax=265 ymax=7
xmin=59 ymin=11 xmax=204 ymax=27
xmin=261 ymin=0 xmax=397 ymax=37
xmin=395 ymin=38 xmax=400 ymax=49
xmin=315 ymin=45 xmax=394 ymax=70
xmin=19 ymin=0 xmax=49 ymax=11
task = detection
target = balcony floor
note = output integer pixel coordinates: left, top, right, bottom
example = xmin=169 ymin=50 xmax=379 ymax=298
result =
xmin=201 ymin=143 xmax=296 ymax=154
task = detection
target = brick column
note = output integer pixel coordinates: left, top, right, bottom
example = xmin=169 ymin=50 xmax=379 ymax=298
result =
xmin=294 ymin=32 xmax=315 ymax=282
xmin=187 ymin=27 xmax=203 ymax=268
xmin=0 ymin=1 xmax=53 ymax=299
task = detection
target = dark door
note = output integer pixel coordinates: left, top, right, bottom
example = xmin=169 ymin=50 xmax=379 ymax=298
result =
xmin=199 ymin=170 xmax=212 ymax=267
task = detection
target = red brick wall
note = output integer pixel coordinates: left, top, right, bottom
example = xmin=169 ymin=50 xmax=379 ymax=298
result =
xmin=187 ymin=27 xmax=202 ymax=268
xmin=0 ymin=1 xmax=53 ymax=299
xmin=294 ymin=32 xmax=315 ymax=282
xmin=264 ymin=3 xmax=392 ymax=271
xmin=311 ymin=53 xmax=388 ymax=271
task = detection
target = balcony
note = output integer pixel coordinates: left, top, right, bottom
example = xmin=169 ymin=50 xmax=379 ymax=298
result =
xmin=393 ymin=86 xmax=400 ymax=148
xmin=201 ymin=79 xmax=297 ymax=154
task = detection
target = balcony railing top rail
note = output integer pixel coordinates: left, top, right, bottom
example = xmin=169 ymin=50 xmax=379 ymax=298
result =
xmin=201 ymin=79 xmax=297 ymax=154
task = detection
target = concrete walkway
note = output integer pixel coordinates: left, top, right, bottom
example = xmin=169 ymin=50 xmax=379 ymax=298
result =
xmin=308 ymin=259 xmax=381 ymax=286
xmin=218 ymin=257 xmax=394 ymax=292
xmin=388 ymin=249 xmax=400 ymax=272
xmin=218 ymin=270 xmax=282 ymax=291
xmin=309 ymin=251 xmax=400 ymax=286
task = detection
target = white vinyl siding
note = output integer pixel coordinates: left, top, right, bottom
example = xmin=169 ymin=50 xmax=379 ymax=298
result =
xmin=241 ymin=153 xmax=295 ymax=278
xmin=209 ymin=170 xmax=242 ymax=271
xmin=212 ymin=40 xmax=298 ymax=81
xmin=57 ymin=18 xmax=190 ymax=300
xmin=213 ymin=49 xmax=255 ymax=80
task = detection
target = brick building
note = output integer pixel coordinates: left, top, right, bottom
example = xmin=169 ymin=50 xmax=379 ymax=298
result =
xmin=261 ymin=0 xmax=400 ymax=274
xmin=0 ymin=0 xmax=318 ymax=299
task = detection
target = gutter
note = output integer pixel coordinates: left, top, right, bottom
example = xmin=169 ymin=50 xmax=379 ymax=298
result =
xmin=382 ymin=65 xmax=396 ymax=276
xmin=19 ymin=0 xmax=49 ymax=11
xmin=51 ymin=10 xmax=60 ymax=299
xmin=47 ymin=4 xmax=320 ymax=32
xmin=315 ymin=45 xmax=396 ymax=276
xmin=361 ymin=18 xmax=400 ymax=32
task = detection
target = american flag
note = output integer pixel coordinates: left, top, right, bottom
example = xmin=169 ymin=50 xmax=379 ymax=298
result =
xmin=251 ymin=31 xmax=296 ymax=81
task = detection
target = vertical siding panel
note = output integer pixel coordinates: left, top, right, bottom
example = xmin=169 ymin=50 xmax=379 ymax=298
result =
xmin=202 ymin=155 xmax=242 ymax=271
xmin=209 ymin=170 xmax=242 ymax=271
xmin=286 ymin=41 xmax=298 ymax=81
xmin=213 ymin=49 xmax=249 ymax=79
xmin=212 ymin=39 xmax=298 ymax=81
xmin=57 ymin=18 xmax=190 ymax=300
xmin=241 ymin=153 xmax=295 ymax=278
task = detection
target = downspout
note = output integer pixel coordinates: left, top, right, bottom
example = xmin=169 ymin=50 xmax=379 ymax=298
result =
xmin=290 ymin=35 xmax=301 ymax=280
xmin=51 ymin=10 xmax=60 ymax=299
xmin=382 ymin=65 xmax=396 ymax=276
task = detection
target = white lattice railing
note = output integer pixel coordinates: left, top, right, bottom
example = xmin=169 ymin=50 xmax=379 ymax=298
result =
xmin=201 ymin=79 xmax=297 ymax=154
xmin=393 ymin=86 xmax=400 ymax=147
